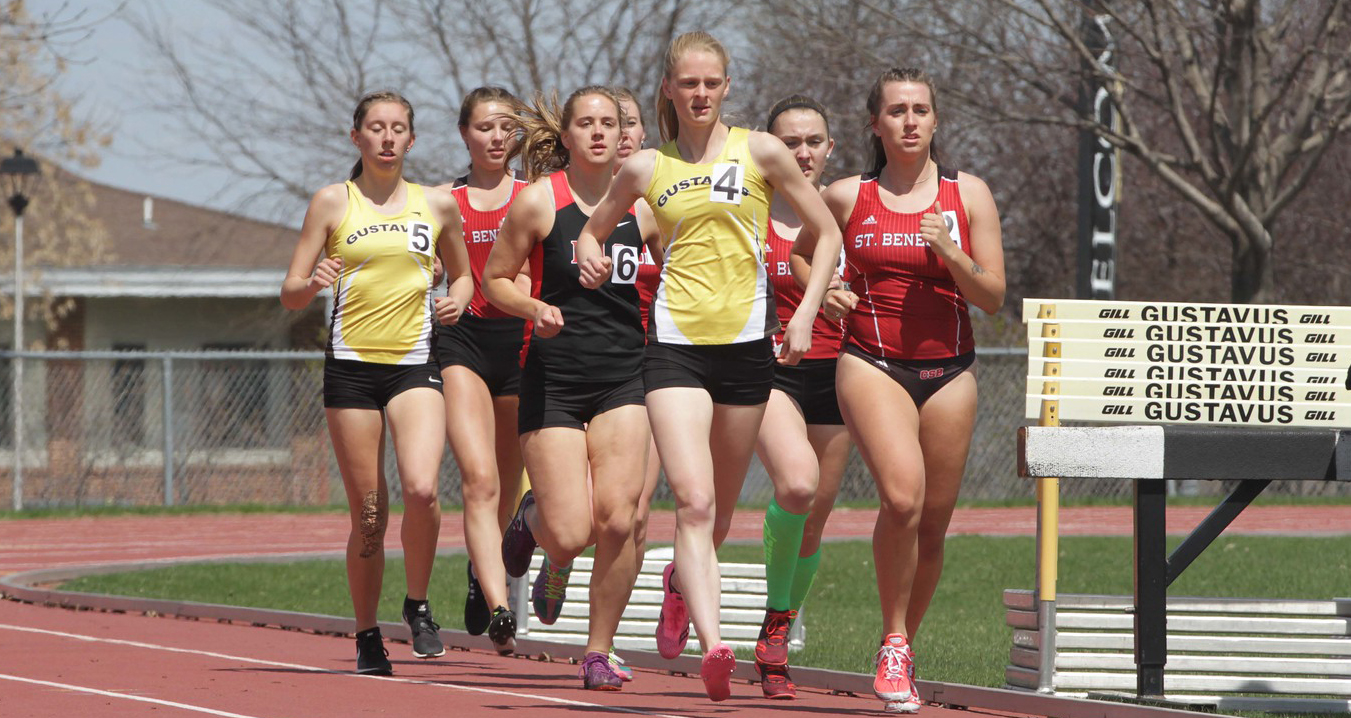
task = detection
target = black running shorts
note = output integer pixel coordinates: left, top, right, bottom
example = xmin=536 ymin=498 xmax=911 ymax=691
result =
xmin=772 ymin=357 xmax=844 ymax=425
xmin=643 ymin=338 xmax=775 ymax=406
xmin=435 ymin=313 xmax=526 ymax=397
xmin=517 ymin=362 xmax=645 ymax=434
xmin=323 ymin=358 xmax=443 ymax=410
xmin=844 ymin=344 xmax=975 ymax=408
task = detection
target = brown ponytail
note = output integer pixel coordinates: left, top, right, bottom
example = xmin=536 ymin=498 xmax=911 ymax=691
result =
xmin=507 ymin=86 xmax=623 ymax=181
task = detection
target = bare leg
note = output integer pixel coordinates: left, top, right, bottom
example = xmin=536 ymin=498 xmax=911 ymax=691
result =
xmin=755 ymin=389 xmax=819 ymax=515
xmin=906 ymin=369 xmax=977 ymax=639
xmin=492 ymin=394 xmax=525 ymax=530
xmin=327 ymin=407 xmax=389 ymax=631
xmin=520 ymin=427 xmax=592 ymax=566
xmin=649 ymin=387 xmax=765 ymax=652
xmin=632 ymin=433 xmax=662 ymax=560
xmin=837 ymin=352 xmax=924 ymax=637
xmin=384 ymin=387 xmax=447 ymax=601
xmin=583 ymin=404 xmax=650 ymax=654
xmin=443 ymin=365 xmax=512 ymax=611
xmin=800 ymin=423 xmax=851 ymax=557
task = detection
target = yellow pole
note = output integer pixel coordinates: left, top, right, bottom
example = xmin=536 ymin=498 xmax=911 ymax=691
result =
xmin=1034 ymin=303 xmax=1061 ymax=693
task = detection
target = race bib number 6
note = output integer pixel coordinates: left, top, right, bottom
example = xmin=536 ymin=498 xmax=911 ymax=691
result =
xmin=710 ymin=162 xmax=745 ymax=205
xmin=408 ymin=222 xmax=434 ymax=256
xmin=611 ymin=244 xmax=640 ymax=285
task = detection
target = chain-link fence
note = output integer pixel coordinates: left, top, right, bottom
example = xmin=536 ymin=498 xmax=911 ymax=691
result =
xmin=3 ymin=349 xmax=1346 ymax=510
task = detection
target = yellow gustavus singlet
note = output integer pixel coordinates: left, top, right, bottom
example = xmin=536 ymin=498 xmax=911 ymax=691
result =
xmin=326 ymin=181 xmax=441 ymax=364
xmin=643 ymin=126 xmax=777 ymax=345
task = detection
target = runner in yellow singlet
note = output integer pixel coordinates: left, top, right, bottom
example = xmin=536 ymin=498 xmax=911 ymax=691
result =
xmin=281 ymin=91 xmax=472 ymax=676
xmin=573 ymin=31 xmax=842 ymax=703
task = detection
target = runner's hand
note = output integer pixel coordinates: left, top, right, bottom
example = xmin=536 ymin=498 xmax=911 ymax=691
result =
xmin=534 ymin=304 xmax=565 ymax=338
xmin=578 ymin=255 xmax=613 ymax=289
xmin=309 ymin=257 xmax=342 ymax=291
xmin=778 ymin=316 xmax=812 ymax=366
xmin=823 ymin=287 xmax=858 ymax=321
xmin=435 ymin=295 xmax=465 ymax=326
xmin=920 ymin=201 xmax=957 ymax=260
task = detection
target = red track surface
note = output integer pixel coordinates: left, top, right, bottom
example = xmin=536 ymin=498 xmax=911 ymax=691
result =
xmin=1 ymin=505 xmax=1344 ymax=717
xmin=0 ymin=597 xmax=1042 ymax=718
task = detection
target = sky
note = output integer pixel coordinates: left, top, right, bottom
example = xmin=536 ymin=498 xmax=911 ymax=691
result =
xmin=28 ymin=1 xmax=259 ymax=220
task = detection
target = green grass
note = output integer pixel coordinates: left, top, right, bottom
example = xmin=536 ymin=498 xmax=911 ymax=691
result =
xmin=833 ymin=494 xmax=1351 ymax=510
xmin=61 ymin=535 xmax=1351 ymax=692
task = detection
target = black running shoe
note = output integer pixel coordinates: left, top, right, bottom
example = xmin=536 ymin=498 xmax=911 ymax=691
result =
xmin=501 ymin=491 xmax=538 ymax=578
xmin=403 ymin=598 xmax=445 ymax=659
xmin=355 ymin=627 xmax=393 ymax=675
xmin=488 ymin=606 xmax=516 ymax=656
xmin=464 ymin=560 xmax=491 ymax=636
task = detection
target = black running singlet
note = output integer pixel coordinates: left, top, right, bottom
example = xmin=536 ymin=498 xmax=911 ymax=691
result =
xmin=525 ymin=172 xmax=645 ymax=382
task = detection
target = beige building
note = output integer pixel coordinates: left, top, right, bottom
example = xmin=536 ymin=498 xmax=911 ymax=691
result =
xmin=1 ymin=167 xmax=333 ymax=507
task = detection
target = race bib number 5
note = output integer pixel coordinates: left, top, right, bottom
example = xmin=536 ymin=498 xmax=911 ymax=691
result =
xmin=408 ymin=221 xmax=434 ymax=256
xmin=611 ymin=244 xmax=640 ymax=285
xmin=710 ymin=163 xmax=745 ymax=205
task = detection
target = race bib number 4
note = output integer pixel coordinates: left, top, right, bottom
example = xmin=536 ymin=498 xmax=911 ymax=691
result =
xmin=710 ymin=163 xmax=745 ymax=205
xmin=408 ymin=221 xmax=434 ymax=256
xmin=610 ymin=244 xmax=640 ymax=285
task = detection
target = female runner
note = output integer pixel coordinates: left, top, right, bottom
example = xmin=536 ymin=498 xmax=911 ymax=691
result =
xmin=573 ymin=32 xmax=843 ymax=702
xmin=821 ymin=67 xmax=1005 ymax=713
xmin=488 ymin=86 xmax=661 ymax=690
xmin=435 ymin=86 xmax=528 ymax=654
xmin=605 ymin=85 xmax=656 ymax=683
xmin=751 ymin=94 xmax=852 ymax=700
xmin=281 ymin=91 xmax=472 ymax=675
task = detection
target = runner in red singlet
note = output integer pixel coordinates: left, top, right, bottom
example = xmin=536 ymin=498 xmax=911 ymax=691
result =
xmin=751 ymin=94 xmax=852 ymax=700
xmin=607 ymin=85 xmax=658 ymax=683
xmin=434 ymin=86 xmax=529 ymax=655
xmin=820 ymin=67 xmax=1005 ymax=714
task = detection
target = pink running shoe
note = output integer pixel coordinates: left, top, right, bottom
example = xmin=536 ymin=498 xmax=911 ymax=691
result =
xmin=874 ymin=633 xmax=918 ymax=709
xmin=700 ymin=643 xmax=736 ymax=702
xmin=655 ymin=562 xmax=690 ymax=659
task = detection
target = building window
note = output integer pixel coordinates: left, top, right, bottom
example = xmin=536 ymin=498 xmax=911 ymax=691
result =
xmin=112 ymin=344 xmax=147 ymax=447
xmin=196 ymin=344 xmax=268 ymax=449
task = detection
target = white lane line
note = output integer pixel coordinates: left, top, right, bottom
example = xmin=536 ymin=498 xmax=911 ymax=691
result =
xmin=0 ymin=624 xmax=685 ymax=718
xmin=0 ymin=673 xmax=267 ymax=718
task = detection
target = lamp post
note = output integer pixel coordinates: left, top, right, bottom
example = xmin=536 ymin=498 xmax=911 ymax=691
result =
xmin=3 ymin=149 xmax=41 ymax=511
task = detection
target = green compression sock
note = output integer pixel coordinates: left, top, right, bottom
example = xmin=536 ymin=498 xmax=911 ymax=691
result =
xmin=789 ymin=547 xmax=822 ymax=613
xmin=762 ymin=498 xmax=808 ymax=611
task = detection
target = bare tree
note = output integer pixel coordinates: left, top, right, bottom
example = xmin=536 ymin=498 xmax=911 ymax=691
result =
xmin=860 ymin=0 xmax=1351 ymax=304
xmin=2 ymin=0 xmax=116 ymax=344
xmin=129 ymin=0 xmax=727 ymax=222
xmin=739 ymin=0 xmax=1083 ymax=324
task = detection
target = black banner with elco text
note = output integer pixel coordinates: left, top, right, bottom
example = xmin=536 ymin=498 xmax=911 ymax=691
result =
xmin=1076 ymin=1 xmax=1119 ymax=300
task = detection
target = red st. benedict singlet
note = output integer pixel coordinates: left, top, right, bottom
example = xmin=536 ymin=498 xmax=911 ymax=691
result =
xmin=634 ymin=247 xmax=661 ymax=334
xmin=764 ymin=220 xmax=844 ymax=360
xmin=841 ymin=167 xmax=973 ymax=360
xmin=451 ymin=175 xmax=529 ymax=319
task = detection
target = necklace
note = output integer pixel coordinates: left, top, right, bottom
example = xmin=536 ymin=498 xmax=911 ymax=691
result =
xmin=886 ymin=161 xmax=936 ymax=193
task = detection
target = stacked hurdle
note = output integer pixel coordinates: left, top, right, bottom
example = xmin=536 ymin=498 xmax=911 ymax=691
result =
xmin=511 ymin=547 xmax=805 ymax=653
xmin=1009 ymin=298 xmax=1351 ymax=713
